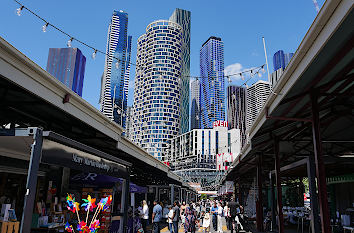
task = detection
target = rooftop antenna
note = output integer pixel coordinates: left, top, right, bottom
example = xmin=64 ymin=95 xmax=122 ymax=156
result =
xmin=312 ymin=0 xmax=320 ymax=13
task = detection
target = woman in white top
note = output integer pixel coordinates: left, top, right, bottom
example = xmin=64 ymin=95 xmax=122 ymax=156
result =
xmin=141 ymin=200 xmax=149 ymax=233
xmin=167 ymin=206 xmax=174 ymax=233
xmin=223 ymin=203 xmax=230 ymax=231
xmin=202 ymin=210 xmax=211 ymax=233
xmin=217 ymin=203 xmax=224 ymax=233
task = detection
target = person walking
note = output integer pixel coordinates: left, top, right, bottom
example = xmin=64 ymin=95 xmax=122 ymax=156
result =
xmin=168 ymin=205 xmax=174 ymax=233
xmin=180 ymin=201 xmax=187 ymax=227
xmin=228 ymin=198 xmax=243 ymax=233
xmin=202 ymin=209 xmax=211 ymax=233
xmin=217 ymin=202 xmax=224 ymax=233
xmin=152 ymin=200 xmax=162 ymax=233
xmin=224 ymin=202 xmax=231 ymax=230
xmin=172 ymin=201 xmax=180 ymax=233
xmin=211 ymin=202 xmax=218 ymax=231
xmin=141 ymin=200 xmax=149 ymax=233
xmin=184 ymin=204 xmax=196 ymax=233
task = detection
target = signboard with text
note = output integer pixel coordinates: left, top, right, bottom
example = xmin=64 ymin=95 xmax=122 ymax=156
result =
xmin=213 ymin=120 xmax=228 ymax=128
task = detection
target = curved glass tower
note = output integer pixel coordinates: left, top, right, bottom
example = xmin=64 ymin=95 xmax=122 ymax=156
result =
xmin=132 ymin=20 xmax=183 ymax=160
xmin=100 ymin=10 xmax=132 ymax=127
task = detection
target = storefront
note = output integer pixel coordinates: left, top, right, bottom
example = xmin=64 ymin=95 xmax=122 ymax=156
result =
xmin=0 ymin=128 xmax=132 ymax=233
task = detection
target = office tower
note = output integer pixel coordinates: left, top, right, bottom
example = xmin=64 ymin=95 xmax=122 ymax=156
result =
xmin=125 ymin=106 xmax=133 ymax=139
xmin=246 ymin=80 xmax=271 ymax=131
xmin=273 ymin=50 xmax=294 ymax=71
xmin=227 ymin=86 xmax=247 ymax=146
xmin=170 ymin=8 xmax=191 ymax=134
xmin=284 ymin=52 xmax=294 ymax=67
xmin=46 ymin=48 xmax=86 ymax=96
xmin=190 ymin=79 xmax=200 ymax=130
xmin=100 ymin=10 xmax=132 ymax=127
xmin=131 ymin=20 xmax=183 ymax=160
xmin=199 ymin=36 xmax=225 ymax=129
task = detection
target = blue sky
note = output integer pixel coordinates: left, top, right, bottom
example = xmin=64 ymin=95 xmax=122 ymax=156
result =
xmin=0 ymin=0 xmax=323 ymax=108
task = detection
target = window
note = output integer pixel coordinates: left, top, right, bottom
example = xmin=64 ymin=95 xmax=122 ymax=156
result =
xmin=216 ymin=131 xmax=219 ymax=155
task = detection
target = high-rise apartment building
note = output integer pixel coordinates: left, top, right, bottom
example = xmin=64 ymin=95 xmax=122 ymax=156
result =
xmin=227 ymin=86 xmax=247 ymax=147
xmin=46 ymin=48 xmax=86 ymax=96
xmin=100 ymin=10 xmax=132 ymax=127
xmin=273 ymin=50 xmax=294 ymax=71
xmin=125 ymin=106 xmax=133 ymax=140
xmin=199 ymin=36 xmax=225 ymax=129
xmin=190 ymin=79 xmax=200 ymax=130
xmin=246 ymin=80 xmax=271 ymax=131
xmin=169 ymin=8 xmax=191 ymax=134
xmin=131 ymin=20 xmax=183 ymax=160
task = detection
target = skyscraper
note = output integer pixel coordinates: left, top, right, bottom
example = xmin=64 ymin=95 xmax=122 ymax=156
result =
xmin=246 ymin=80 xmax=271 ymax=131
xmin=273 ymin=50 xmax=294 ymax=71
xmin=169 ymin=8 xmax=191 ymax=134
xmin=46 ymin=48 xmax=86 ymax=96
xmin=125 ymin=106 xmax=133 ymax=140
xmin=100 ymin=10 xmax=132 ymax=127
xmin=131 ymin=20 xmax=183 ymax=160
xmin=190 ymin=79 xmax=200 ymax=130
xmin=199 ymin=36 xmax=225 ymax=129
xmin=227 ymin=86 xmax=247 ymax=146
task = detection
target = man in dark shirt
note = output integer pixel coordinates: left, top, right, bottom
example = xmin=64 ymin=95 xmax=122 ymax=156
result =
xmin=228 ymin=198 xmax=242 ymax=233
xmin=172 ymin=201 xmax=180 ymax=233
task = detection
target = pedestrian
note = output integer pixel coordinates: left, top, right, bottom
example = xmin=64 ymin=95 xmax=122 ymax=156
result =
xmin=168 ymin=205 xmax=174 ymax=233
xmin=228 ymin=197 xmax=243 ymax=233
xmin=211 ymin=202 xmax=218 ymax=231
xmin=224 ymin=202 xmax=231 ymax=230
xmin=141 ymin=200 xmax=149 ymax=233
xmin=152 ymin=200 xmax=162 ymax=233
xmin=184 ymin=204 xmax=196 ymax=233
xmin=202 ymin=209 xmax=211 ymax=233
xmin=172 ymin=201 xmax=180 ymax=233
xmin=217 ymin=202 xmax=224 ymax=233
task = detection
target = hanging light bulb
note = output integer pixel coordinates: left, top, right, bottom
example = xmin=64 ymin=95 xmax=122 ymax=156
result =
xmin=262 ymin=65 xmax=265 ymax=73
xmin=16 ymin=6 xmax=24 ymax=16
xmin=67 ymin=37 xmax=73 ymax=47
xmin=115 ymin=61 xmax=119 ymax=69
xmin=227 ymin=76 xmax=231 ymax=83
xmin=232 ymin=94 xmax=236 ymax=99
xmin=91 ymin=50 xmax=97 ymax=59
xmin=258 ymin=72 xmax=262 ymax=78
xmin=240 ymin=73 xmax=244 ymax=81
xmin=42 ymin=22 xmax=49 ymax=32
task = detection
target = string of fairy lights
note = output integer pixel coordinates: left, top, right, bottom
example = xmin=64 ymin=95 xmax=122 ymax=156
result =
xmin=12 ymin=0 xmax=272 ymax=130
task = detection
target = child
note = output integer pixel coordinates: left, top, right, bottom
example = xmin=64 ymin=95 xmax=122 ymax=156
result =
xmin=202 ymin=209 xmax=211 ymax=233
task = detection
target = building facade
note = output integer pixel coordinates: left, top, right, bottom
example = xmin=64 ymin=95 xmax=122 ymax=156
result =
xmin=169 ymin=8 xmax=191 ymax=134
xmin=190 ymin=79 xmax=200 ymax=130
xmin=46 ymin=48 xmax=86 ymax=96
xmin=165 ymin=120 xmax=241 ymax=172
xmin=246 ymin=80 xmax=271 ymax=131
xmin=131 ymin=20 xmax=183 ymax=160
xmin=273 ymin=50 xmax=294 ymax=71
xmin=227 ymin=86 xmax=247 ymax=147
xmin=270 ymin=68 xmax=284 ymax=87
xmin=125 ymin=106 xmax=133 ymax=140
xmin=100 ymin=10 xmax=132 ymax=127
xmin=199 ymin=37 xmax=225 ymax=129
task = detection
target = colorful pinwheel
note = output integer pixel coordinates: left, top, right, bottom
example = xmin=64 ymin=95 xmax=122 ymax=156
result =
xmin=103 ymin=195 xmax=112 ymax=211
xmin=77 ymin=221 xmax=89 ymax=232
xmin=81 ymin=195 xmax=96 ymax=212
xmin=89 ymin=220 xmax=100 ymax=233
xmin=65 ymin=222 xmax=73 ymax=232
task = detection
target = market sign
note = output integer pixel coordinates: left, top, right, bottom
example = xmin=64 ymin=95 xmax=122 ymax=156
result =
xmin=41 ymin=139 xmax=129 ymax=178
xmin=213 ymin=120 xmax=228 ymax=128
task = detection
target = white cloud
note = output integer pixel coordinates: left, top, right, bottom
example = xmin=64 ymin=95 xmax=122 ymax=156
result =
xmin=224 ymin=63 xmax=243 ymax=81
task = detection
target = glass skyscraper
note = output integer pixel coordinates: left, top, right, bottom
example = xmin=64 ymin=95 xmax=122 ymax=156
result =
xmin=199 ymin=36 xmax=225 ymax=129
xmin=227 ymin=86 xmax=247 ymax=146
xmin=131 ymin=20 xmax=183 ymax=160
xmin=273 ymin=50 xmax=294 ymax=71
xmin=46 ymin=48 xmax=86 ymax=96
xmin=190 ymin=79 xmax=200 ymax=130
xmin=100 ymin=10 xmax=132 ymax=127
xmin=169 ymin=8 xmax=191 ymax=134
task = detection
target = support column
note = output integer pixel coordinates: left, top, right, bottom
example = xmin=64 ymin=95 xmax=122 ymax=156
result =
xmin=311 ymin=90 xmax=330 ymax=233
xmin=269 ymin=172 xmax=277 ymax=231
xmin=20 ymin=128 xmax=43 ymax=233
xmin=256 ymin=155 xmax=264 ymax=232
xmin=237 ymin=179 xmax=242 ymax=205
xmin=307 ymin=156 xmax=321 ymax=233
xmin=120 ymin=178 xmax=130 ymax=233
xmin=170 ymin=184 xmax=175 ymax=205
xmin=274 ymin=138 xmax=284 ymax=233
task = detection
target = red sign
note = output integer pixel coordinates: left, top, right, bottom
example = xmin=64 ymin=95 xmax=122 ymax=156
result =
xmin=213 ymin=120 xmax=228 ymax=128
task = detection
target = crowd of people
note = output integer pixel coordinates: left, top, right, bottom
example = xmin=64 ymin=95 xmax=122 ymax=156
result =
xmin=126 ymin=197 xmax=245 ymax=233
